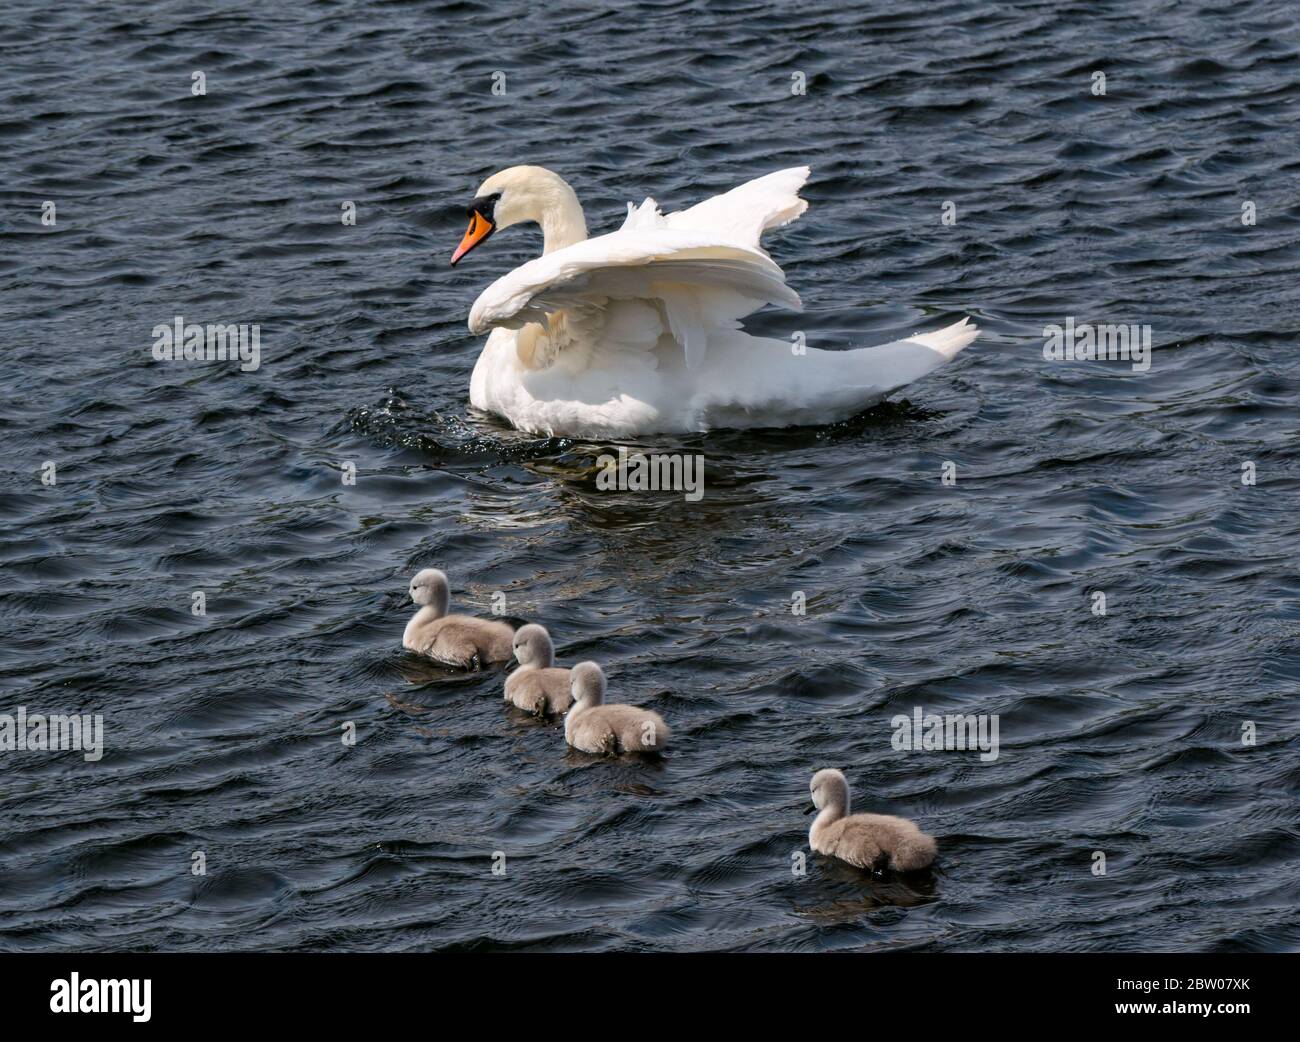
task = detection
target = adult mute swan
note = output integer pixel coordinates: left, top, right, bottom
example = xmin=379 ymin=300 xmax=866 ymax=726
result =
xmin=449 ymin=165 xmax=978 ymax=438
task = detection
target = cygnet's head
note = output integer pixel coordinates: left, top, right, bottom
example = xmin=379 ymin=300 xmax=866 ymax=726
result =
xmin=408 ymin=568 xmax=450 ymax=615
xmin=512 ymin=624 xmax=555 ymax=668
xmin=809 ymin=768 xmax=851 ymax=815
xmin=570 ymin=661 xmax=606 ymax=706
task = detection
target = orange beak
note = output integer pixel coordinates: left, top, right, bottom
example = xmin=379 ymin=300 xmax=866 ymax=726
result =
xmin=451 ymin=210 xmax=495 ymax=266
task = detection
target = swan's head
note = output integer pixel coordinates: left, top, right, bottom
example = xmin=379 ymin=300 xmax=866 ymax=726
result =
xmin=512 ymin=623 xmax=555 ymax=668
xmin=409 ymin=568 xmax=450 ymax=615
xmin=450 ymin=166 xmax=585 ymax=265
xmin=808 ymin=768 xmax=850 ymax=816
xmin=570 ymin=661 xmax=606 ymax=707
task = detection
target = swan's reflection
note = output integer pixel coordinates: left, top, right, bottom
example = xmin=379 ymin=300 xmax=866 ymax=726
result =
xmin=447 ymin=400 xmax=933 ymax=565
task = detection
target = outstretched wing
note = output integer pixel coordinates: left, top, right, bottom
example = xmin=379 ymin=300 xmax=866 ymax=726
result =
xmin=468 ymin=232 xmax=800 ymax=370
xmin=661 ymin=165 xmax=811 ymax=246
xmin=466 ymin=169 xmax=811 ymax=371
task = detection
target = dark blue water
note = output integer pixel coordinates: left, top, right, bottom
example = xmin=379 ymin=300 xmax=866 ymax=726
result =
xmin=2 ymin=0 xmax=1299 ymax=952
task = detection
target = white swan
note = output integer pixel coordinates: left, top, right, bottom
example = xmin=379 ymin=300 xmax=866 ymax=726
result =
xmin=449 ymin=165 xmax=978 ymax=438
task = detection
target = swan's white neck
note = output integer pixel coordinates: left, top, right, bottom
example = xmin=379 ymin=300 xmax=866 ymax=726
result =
xmin=539 ymin=195 xmax=587 ymax=255
xmin=504 ymin=170 xmax=588 ymax=255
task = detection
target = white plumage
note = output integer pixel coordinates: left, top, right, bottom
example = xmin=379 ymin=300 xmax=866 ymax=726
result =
xmin=451 ymin=165 xmax=978 ymax=437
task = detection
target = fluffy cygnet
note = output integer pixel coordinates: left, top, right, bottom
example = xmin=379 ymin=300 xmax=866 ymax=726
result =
xmin=806 ymin=768 xmax=936 ymax=872
xmin=503 ymin=624 xmax=572 ymax=715
xmin=401 ymin=568 xmax=514 ymax=669
xmin=564 ymin=662 xmax=669 ymax=754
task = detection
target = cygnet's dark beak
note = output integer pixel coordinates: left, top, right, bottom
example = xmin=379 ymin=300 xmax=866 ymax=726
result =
xmin=804 ymin=805 xmax=817 ymax=815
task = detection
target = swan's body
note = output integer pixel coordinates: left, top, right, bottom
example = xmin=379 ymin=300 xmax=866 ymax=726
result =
xmin=402 ymin=568 xmax=514 ymax=669
xmin=451 ymin=166 xmax=978 ymax=437
xmin=807 ymin=769 xmax=936 ymax=872
xmin=504 ymin=624 xmax=572 ymax=715
xmin=564 ymin=662 xmax=669 ymax=754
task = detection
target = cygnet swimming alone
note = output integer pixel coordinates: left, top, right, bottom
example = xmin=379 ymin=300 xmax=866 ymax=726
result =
xmin=564 ymin=662 xmax=669 ymax=754
xmin=401 ymin=568 xmax=514 ymax=669
xmin=806 ymin=768 xmax=936 ymax=872
xmin=503 ymin=624 xmax=572 ymax=715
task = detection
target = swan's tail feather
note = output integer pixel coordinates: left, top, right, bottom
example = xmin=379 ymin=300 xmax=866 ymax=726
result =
xmin=903 ymin=317 xmax=979 ymax=360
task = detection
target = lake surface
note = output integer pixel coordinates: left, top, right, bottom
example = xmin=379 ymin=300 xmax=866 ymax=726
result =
xmin=2 ymin=0 xmax=1298 ymax=952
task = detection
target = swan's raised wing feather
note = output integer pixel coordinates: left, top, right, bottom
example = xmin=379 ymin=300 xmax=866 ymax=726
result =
xmin=467 ymin=230 xmax=802 ymax=369
xmin=664 ymin=166 xmax=811 ymax=246
xmin=620 ymin=166 xmax=811 ymax=245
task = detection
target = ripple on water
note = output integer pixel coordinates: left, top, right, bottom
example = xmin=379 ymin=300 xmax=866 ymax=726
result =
xmin=0 ymin=0 xmax=1298 ymax=954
